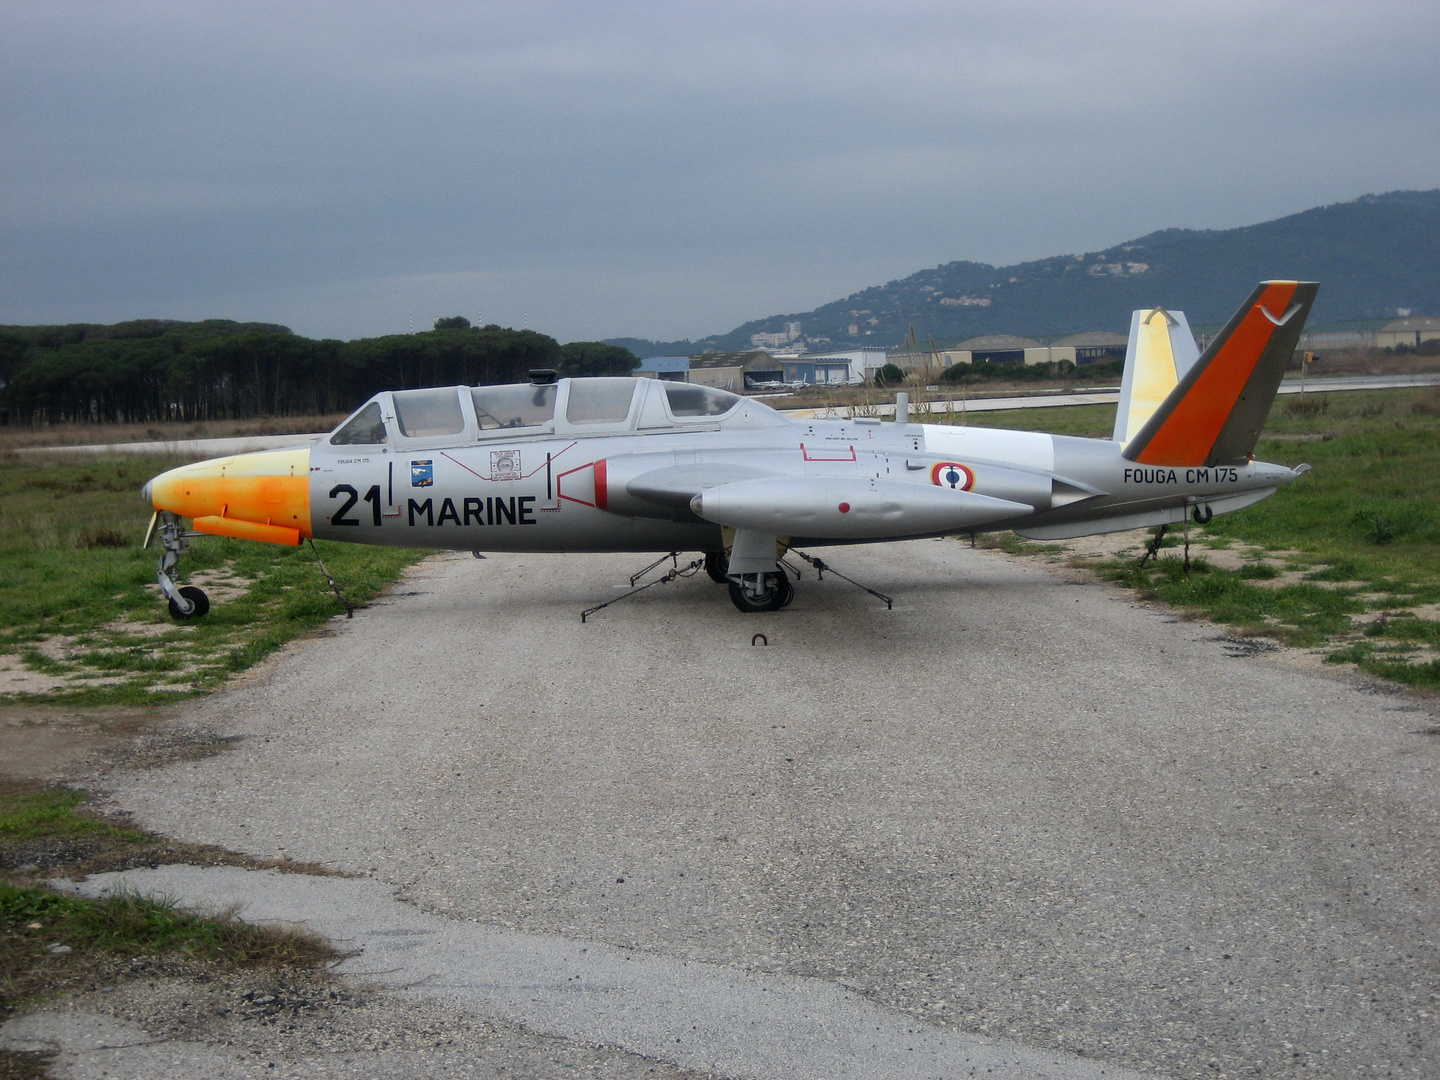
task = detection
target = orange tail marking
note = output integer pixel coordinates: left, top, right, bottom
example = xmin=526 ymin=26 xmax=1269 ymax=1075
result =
xmin=1132 ymin=281 xmax=1297 ymax=466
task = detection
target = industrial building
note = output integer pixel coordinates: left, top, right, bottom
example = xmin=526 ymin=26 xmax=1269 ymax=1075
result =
xmin=1299 ymin=316 xmax=1440 ymax=351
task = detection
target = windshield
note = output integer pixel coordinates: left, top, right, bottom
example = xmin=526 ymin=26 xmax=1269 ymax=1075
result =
xmin=330 ymin=401 xmax=387 ymax=445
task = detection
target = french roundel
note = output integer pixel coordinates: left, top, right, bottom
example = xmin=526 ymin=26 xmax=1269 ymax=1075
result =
xmin=930 ymin=462 xmax=975 ymax=491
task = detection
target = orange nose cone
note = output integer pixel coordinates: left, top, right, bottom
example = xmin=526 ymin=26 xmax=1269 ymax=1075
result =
xmin=146 ymin=448 xmax=312 ymax=544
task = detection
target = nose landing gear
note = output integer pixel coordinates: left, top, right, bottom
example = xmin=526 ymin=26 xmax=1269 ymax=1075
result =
xmin=147 ymin=512 xmax=210 ymax=620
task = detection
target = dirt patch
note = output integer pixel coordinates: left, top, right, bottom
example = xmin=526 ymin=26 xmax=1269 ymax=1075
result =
xmin=0 ymin=657 xmax=68 ymax=698
xmin=30 ymin=638 xmax=78 ymax=664
xmin=0 ymin=705 xmax=163 ymax=782
xmin=100 ymin=619 xmax=182 ymax=638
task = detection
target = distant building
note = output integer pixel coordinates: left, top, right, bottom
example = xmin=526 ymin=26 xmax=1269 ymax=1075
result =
xmin=635 ymin=356 xmax=690 ymax=382
xmin=1050 ymin=331 xmax=1128 ymax=364
xmin=750 ymin=322 xmax=803 ymax=350
xmin=798 ymin=348 xmax=888 ymax=384
xmin=781 ymin=357 xmax=855 ymax=385
xmin=1299 ymin=316 xmax=1440 ymax=351
xmin=688 ymin=353 xmax=782 ymax=391
xmin=927 ymin=331 xmax=1123 ymax=367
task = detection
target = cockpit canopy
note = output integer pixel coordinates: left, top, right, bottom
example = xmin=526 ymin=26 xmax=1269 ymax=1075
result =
xmin=328 ymin=377 xmax=783 ymax=447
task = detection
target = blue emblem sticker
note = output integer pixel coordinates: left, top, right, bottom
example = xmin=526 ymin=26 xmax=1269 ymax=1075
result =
xmin=411 ymin=459 xmax=433 ymax=487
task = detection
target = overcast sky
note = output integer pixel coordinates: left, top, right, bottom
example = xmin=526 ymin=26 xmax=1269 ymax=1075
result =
xmin=2 ymin=1 xmax=1437 ymax=343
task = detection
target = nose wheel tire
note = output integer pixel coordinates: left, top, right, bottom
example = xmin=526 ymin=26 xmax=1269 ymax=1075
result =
xmin=727 ymin=571 xmax=794 ymax=613
xmin=168 ymin=585 xmax=210 ymax=621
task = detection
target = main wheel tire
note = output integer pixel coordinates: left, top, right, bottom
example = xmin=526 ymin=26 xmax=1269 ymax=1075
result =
xmin=704 ymin=550 xmax=730 ymax=584
xmin=727 ymin=572 xmax=787 ymax=613
xmin=775 ymin=571 xmax=795 ymax=608
xmin=168 ymin=585 xmax=210 ymax=621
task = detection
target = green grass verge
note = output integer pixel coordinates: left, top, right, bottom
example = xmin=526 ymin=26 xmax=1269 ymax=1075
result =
xmin=0 ymin=787 xmax=149 ymax=845
xmin=0 ymin=453 xmax=429 ymax=704
xmin=1 ymin=883 xmax=333 ymax=967
xmin=0 ymin=782 xmax=339 ymax=1023
xmin=978 ymin=388 xmax=1440 ymax=688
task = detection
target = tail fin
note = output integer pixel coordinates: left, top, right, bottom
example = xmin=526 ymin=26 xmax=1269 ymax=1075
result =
xmin=1121 ymin=280 xmax=1319 ymax=467
xmin=1113 ymin=306 xmax=1201 ymax=444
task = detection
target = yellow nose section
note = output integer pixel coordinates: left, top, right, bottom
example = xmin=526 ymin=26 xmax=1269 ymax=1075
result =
xmin=146 ymin=447 xmax=312 ymax=545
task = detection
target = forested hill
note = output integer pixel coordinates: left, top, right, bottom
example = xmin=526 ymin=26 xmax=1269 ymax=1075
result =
xmin=0 ymin=318 xmax=637 ymax=425
xmin=616 ymin=189 xmax=1440 ymax=354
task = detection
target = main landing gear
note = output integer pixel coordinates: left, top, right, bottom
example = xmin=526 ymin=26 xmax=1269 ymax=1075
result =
xmin=706 ymin=548 xmax=796 ymax=613
xmin=703 ymin=549 xmax=729 ymax=584
xmin=726 ymin=571 xmax=795 ymax=613
xmin=149 ymin=512 xmax=210 ymax=621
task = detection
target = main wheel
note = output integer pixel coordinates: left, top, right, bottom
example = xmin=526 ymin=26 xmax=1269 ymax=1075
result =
xmin=704 ymin=550 xmax=729 ymax=584
xmin=168 ymin=585 xmax=210 ymax=621
xmin=728 ymin=572 xmax=789 ymax=613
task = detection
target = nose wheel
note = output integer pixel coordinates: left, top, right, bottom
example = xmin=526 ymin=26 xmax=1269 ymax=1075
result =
xmin=168 ymin=585 xmax=210 ymax=620
xmin=727 ymin=571 xmax=794 ymax=613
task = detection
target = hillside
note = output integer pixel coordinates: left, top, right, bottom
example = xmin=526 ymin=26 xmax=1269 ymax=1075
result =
xmin=613 ymin=190 xmax=1440 ymax=354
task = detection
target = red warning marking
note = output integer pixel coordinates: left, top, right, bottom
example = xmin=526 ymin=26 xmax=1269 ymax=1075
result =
xmin=801 ymin=443 xmax=856 ymax=462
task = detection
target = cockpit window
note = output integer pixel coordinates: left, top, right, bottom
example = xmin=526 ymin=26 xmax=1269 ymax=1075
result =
xmin=393 ymin=387 xmax=466 ymax=438
xmin=566 ymin=378 xmax=639 ymax=425
xmin=471 ymin=383 xmax=557 ymax=430
xmin=664 ymin=383 xmax=742 ymax=418
xmin=330 ymin=401 xmax=388 ymax=445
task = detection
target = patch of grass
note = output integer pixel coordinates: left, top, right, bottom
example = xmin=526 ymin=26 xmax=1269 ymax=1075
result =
xmin=1103 ymin=557 xmax=1363 ymax=646
xmin=1 ymin=881 xmax=339 ymax=1022
xmin=1359 ymin=657 xmax=1440 ymax=688
xmin=0 ymin=781 xmax=343 ymax=1021
xmin=0 ymin=787 xmax=149 ymax=845
xmin=959 ymin=403 xmax=1115 ymax=438
xmin=1237 ymin=562 xmax=1280 ymax=580
xmin=1 ymin=883 xmax=333 ymax=966
xmin=0 ymin=454 xmax=429 ymax=704
xmin=1055 ymin=388 xmax=1440 ymax=684
xmin=0 ymin=779 xmax=338 ymax=882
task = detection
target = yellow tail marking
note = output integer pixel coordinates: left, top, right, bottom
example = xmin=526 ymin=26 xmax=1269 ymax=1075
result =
xmin=1121 ymin=309 xmax=1181 ymax=445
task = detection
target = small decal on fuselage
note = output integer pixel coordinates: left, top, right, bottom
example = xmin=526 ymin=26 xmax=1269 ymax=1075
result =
xmin=490 ymin=450 xmax=521 ymax=481
xmin=411 ymin=460 xmax=433 ymax=487
xmin=931 ymin=462 xmax=975 ymax=490
xmin=1121 ymin=467 xmax=1240 ymax=485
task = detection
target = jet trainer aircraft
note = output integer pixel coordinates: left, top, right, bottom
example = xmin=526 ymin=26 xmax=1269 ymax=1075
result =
xmin=142 ymin=281 xmax=1318 ymax=615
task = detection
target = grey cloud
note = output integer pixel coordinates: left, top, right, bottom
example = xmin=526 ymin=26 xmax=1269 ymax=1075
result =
xmin=2 ymin=0 xmax=1437 ymax=341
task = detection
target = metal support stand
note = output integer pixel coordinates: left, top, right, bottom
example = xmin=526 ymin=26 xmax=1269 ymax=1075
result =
xmin=629 ymin=551 xmax=680 ymax=587
xmin=790 ymin=549 xmax=893 ymax=609
xmin=581 ymin=556 xmax=705 ymax=622
xmin=1138 ymin=523 xmax=1170 ymax=568
xmin=309 ymin=539 xmax=354 ymax=618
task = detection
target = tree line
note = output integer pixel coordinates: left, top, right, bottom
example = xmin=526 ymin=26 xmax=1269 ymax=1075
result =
xmin=0 ymin=316 xmax=638 ymax=425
